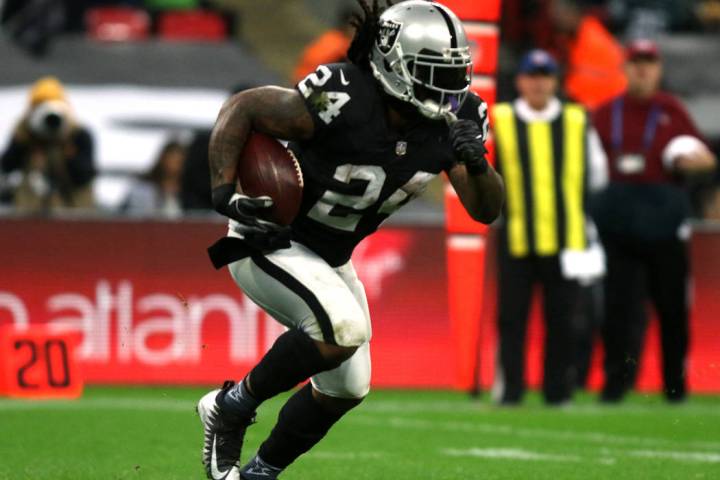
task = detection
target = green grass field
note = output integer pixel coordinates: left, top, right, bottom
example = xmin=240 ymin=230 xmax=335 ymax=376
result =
xmin=1 ymin=387 xmax=719 ymax=479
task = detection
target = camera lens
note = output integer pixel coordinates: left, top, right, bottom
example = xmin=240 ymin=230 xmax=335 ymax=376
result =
xmin=44 ymin=112 xmax=62 ymax=131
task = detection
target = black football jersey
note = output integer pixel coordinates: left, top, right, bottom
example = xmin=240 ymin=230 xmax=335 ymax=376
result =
xmin=289 ymin=62 xmax=487 ymax=267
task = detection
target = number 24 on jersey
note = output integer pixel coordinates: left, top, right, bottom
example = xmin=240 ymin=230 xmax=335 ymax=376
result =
xmin=298 ymin=65 xmax=351 ymax=125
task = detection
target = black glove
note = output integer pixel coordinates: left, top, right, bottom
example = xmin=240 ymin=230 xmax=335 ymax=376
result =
xmin=449 ymin=119 xmax=489 ymax=176
xmin=212 ymin=183 xmax=291 ymax=251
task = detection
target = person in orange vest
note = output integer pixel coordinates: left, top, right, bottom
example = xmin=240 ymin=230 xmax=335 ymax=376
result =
xmin=550 ymin=0 xmax=627 ymax=110
xmin=292 ymin=7 xmax=357 ymax=84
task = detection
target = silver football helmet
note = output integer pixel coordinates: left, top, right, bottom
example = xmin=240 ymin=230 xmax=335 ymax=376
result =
xmin=369 ymin=0 xmax=473 ymax=120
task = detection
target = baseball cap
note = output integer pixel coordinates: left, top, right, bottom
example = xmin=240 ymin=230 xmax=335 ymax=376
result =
xmin=626 ymin=39 xmax=660 ymax=61
xmin=517 ymin=49 xmax=559 ymax=75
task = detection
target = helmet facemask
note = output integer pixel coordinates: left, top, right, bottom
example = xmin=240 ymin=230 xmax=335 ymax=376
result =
xmin=403 ymin=47 xmax=472 ymax=119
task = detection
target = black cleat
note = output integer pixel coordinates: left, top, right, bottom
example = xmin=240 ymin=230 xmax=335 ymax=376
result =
xmin=197 ymin=381 xmax=256 ymax=480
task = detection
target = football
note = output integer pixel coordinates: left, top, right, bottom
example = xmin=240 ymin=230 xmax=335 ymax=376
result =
xmin=236 ymin=131 xmax=304 ymax=226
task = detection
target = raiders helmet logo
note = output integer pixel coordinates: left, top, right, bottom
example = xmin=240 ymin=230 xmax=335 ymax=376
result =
xmin=377 ymin=19 xmax=402 ymax=55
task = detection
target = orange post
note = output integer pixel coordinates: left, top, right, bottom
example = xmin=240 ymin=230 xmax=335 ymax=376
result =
xmin=445 ymin=0 xmax=502 ymax=391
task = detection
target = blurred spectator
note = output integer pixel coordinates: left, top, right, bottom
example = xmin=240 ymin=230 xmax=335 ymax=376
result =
xmin=1 ymin=0 xmax=65 ymax=56
xmin=551 ymin=0 xmax=627 ymax=110
xmin=180 ymin=129 xmax=213 ymax=211
xmin=491 ymin=50 xmax=607 ymax=406
xmin=0 ymin=77 xmax=96 ymax=213
xmin=592 ymin=39 xmax=717 ymax=403
xmin=607 ymin=0 xmax=701 ymax=36
xmin=291 ymin=6 xmax=357 ymax=84
xmin=123 ymin=139 xmax=187 ymax=218
xmin=696 ymin=0 xmax=720 ymax=31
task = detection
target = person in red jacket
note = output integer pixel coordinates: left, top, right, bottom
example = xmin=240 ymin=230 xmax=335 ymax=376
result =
xmin=592 ymin=39 xmax=716 ymax=403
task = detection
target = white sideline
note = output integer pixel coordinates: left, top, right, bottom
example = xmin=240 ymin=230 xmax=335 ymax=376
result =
xmin=5 ymin=396 xmax=716 ymax=418
xmin=442 ymin=448 xmax=583 ymax=463
xmin=309 ymin=452 xmax=386 ymax=460
xmin=274 ymin=446 xmax=720 ymax=466
xmin=629 ymin=450 xmax=720 ymax=463
xmin=441 ymin=446 xmax=720 ymax=464
xmin=360 ymin=399 xmax=720 ymax=417
xmin=347 ymin=415 xmax=720 ymax=452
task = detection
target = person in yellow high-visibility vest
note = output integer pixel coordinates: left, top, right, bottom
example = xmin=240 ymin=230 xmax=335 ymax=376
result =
xmin=491 ymin=49 xmax=608 ymax=405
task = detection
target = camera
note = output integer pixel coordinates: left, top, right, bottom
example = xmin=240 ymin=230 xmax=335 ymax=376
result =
xmin=27 ymin=100 xmax=71 ymax=141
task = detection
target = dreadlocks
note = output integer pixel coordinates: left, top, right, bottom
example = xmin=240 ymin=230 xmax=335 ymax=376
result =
xmin=347 ymin=0 xmax=395 ymax=71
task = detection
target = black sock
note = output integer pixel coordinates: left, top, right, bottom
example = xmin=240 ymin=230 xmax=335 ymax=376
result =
xmin=257 ymin=383 xmax=348 ymax=469
xmin=222 ymin=378 xmax=260 ymax=416
xmin=246 ymin=329 xmax=335 ymax=402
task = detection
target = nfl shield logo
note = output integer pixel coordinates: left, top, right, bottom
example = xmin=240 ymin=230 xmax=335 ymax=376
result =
xmin=395 ymin=141 xmax=407 ymax=156
xmin=377 ymin=20 xmax=402 ymax=55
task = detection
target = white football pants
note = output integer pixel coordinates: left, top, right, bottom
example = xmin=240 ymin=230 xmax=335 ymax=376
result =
xmin=228 ymin=241 xmax=371 ymax=399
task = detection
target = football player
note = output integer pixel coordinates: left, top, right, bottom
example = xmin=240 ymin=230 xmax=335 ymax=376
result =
xmin=197 ymin=1 xmax=504 ymax=479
